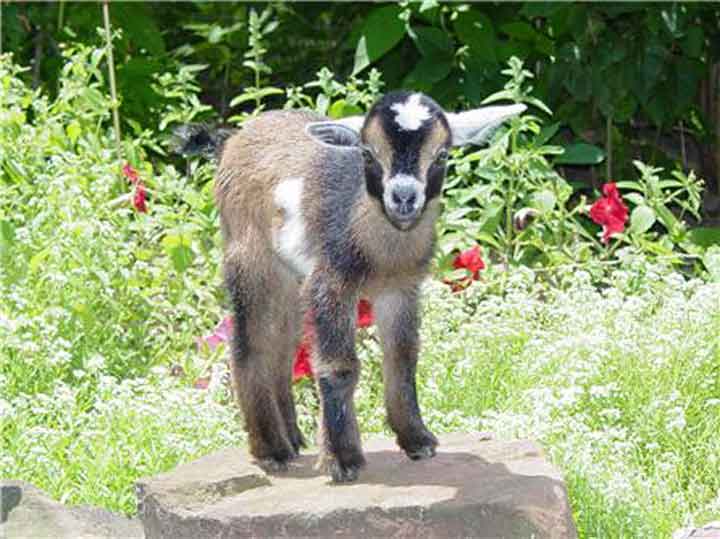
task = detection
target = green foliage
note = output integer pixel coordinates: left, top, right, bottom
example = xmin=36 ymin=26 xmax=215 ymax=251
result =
xmin=228 ymin=7 xmax=284 ymax=120
xmin=4 ymin=3 xmax=718 ymax=199
xmin=352 ymin=4 xmax=405 ymax=76
xmin=0 ymin=46 xmax=222 ymax=398
xmin=437 ymin=57 xmax=710 ymax=280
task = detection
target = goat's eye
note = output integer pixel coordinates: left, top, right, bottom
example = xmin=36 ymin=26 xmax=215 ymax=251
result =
xmin=434 ymin=149 xmax=448 ymax=166
xmin=362 ymin=147 xmax=378 ymax=166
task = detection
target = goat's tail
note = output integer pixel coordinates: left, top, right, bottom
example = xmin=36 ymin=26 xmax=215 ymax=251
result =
xmin=172 ymin=124 xmax=236 ymax=161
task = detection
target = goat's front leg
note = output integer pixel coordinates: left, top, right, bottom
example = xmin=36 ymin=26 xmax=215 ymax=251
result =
xmin=374 ymin=287 xmax=438 ymax=460
xmin=307 ymin=270 xmax=365 ymax=482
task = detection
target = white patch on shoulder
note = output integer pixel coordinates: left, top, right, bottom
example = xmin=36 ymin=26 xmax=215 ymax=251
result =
xmin=391 ymin=94 xmax=431 ymax=131
xmin=273 ymin=177 xmax=316 ymax=277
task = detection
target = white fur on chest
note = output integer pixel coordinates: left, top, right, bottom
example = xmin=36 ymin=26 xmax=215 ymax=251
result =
xmin=273 ymin=177 xmax=316 ymax=277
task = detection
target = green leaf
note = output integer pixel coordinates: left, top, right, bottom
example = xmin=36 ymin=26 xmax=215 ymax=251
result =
xmin=687 ymin=227 xmax=720 ymax=249
xmin=554 ymin=143 xmax=605 ymax=165
xmin=524 ymin=96 xmax=553 ymax=115
xmin=162 ymin=232 xmax=194 ymax=273
xmin=229 ymin=87 xmax=284 ymax=107
xmin=410 ymin=26 xmax=454 ymax=58
xmin=0 ymin=220 xmax=15 ymax=257
xmin=0 ymin=220 xmax=15 ymax=245
xmin=534 ymin=123 xmax=560 ymax=147
xmin=615 ymin=181 xmax=644 ymax=192
xmin=402 ymin=55 xmax=452 ymax=90
xmin=66 ymin=121 xmax=82 ymax=145
xmin=453 ymin=10 xmax=497 ymax=64
xmin=478 ymin=202 xmax=504 ymax=234
xmin=328 ymin=99 xmax=363 ymax=119
xmin=531 ymin=190 xmax=556 ymax=213
xmin=29 ymin=248 xmax=51 ymax=274
xmin=352 ymin=5 xmax=406 ymax=75
xmin=623 ymin=192 xmax=646 ymax=206
xmin=499 ymin=21 xmax=537 ymax=42
xmin=682 ymin=26 xmax=704 ymax=58
xmin=655 ymin=204 xmax=679 ymax=234
xmin=208 ymin=25 xmax=224 ymax=44
xmin=629 ymin=205 xmax=656 ymax=235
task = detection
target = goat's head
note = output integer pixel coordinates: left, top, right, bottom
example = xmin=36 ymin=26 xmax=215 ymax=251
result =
xmin=307 ymin=91 xmax=525 ymax=231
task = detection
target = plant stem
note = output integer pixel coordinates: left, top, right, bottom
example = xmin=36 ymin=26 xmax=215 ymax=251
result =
xmin=57 ymin=0 xmax=65 ymax=32
xmin=102 ymin=0 xmax=122 ymax=164
xmin=0 ymin=0 xmax=3 ymax=56
xmin=504 ymin=129 xmax=521 ymax=261
xmin=606 ymin=114 xmax=612 ymax=180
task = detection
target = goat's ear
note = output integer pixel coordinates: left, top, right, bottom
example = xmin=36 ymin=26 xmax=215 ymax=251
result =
xmin=446 ymin=104 xmax=526 ymax=147
xmin=306 ymin=116 xmax=364 ymax=148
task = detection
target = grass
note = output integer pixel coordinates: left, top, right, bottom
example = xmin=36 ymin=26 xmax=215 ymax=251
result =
xmin=2 ymin=48 xmax=720 ymax=538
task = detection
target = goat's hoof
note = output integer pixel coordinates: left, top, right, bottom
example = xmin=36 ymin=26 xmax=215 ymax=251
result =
xmin=316 ymin=451 xmax=366 ymax=483
xmin=257 ymin=457 xmax=290 ymax=472
xmin=330 ymin=460 xmax=361 ymax=483
xmin=400 ymin=429 xmax=438 ymax=461
xmin=406 ymin=444 xmax=436 ymax=460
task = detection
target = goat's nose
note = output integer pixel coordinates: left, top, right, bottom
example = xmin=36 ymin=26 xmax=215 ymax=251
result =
xmin=391 ymin=184 xmax=418 ymax=215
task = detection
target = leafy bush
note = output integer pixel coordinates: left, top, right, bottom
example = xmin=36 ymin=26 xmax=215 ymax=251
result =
xmin=436 ymin=57 xmax=713 ymax=283
xmin=5 ymin=3 xmax=719 ymax=197
xmin=0 ymin=46 xmax=223 ymax=396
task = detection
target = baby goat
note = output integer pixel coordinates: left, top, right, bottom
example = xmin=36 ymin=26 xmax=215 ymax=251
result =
xmin=179 ymin=92 xmax=524 ymax=482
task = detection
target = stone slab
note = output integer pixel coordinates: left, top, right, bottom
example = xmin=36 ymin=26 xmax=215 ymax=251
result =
xmin=0 ymin=480 xmax=143 ymax=539
xmin=136 ymin=433 xmax=577 ymax=538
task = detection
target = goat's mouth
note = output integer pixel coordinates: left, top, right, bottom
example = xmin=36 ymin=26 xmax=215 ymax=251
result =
xmin=386 ymin=211 xmax=422 ymax=231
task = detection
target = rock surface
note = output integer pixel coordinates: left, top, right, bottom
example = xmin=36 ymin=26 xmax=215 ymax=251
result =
xmin=0 ymin=480 xmax=143 ymax=539
xmin=136 ymin=433 xmax=577 ymax=538
xmin=674 ymin=522 xmax=720 ymax=539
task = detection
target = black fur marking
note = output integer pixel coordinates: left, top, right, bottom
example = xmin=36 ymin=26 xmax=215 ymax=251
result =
xmin=425 ymin=161 xmax=446 ymax=201
xmin=224 ymin=265 xmax=250 ymax=364
xmin=173 ymin=124 xmax=236 ymax=160
xmin=363 ymin=148 xmax=384 ymax=202
xmin=319 ymin=376 xmax=348 ymax=449
xmin=309 ymin=279 xmax=357 ymax=361
xmin=314 ymin=148 xmax=372 ymax=282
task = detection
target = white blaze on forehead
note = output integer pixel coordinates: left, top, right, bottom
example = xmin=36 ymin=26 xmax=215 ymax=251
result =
xmin=273 ymin=177 xmax=316 ymax=277
xmin=391 ymin=94 xmax=432 ymax=131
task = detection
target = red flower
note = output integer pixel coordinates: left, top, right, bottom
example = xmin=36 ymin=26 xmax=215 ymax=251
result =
xmin=453 ymin=245 xmax=485 ymax=278
xmin=357 ymin=299 xmax=374 ymax=328
xmin=293 ymin=311 xmax=316 ymax=381
xmin=122 ymin=163 xmax=139 ymax=185
xmin=444 ymin=245 xmax=485 ymax=292
xmin=293 ymin=342 xmax=313 ymax=380
xmin=133 ymin=182 xmax=148 ymax=213
xmin=589 ymin=182 xmax=628 ymax=244
xmin=123 ymin=163 xmax=148 ymax=213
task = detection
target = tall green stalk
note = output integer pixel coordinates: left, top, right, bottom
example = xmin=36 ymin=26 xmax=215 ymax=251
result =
xmin=102 ymin=0 xmax=122 ymax=164
xmin=57 ymin=1 xmax=65 ymax=33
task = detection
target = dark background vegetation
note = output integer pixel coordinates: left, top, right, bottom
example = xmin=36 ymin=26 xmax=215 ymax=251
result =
xmin=2 ymin=2 xmax=719 ymax=217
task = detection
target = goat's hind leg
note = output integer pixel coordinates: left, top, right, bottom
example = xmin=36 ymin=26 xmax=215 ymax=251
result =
xmin=226 ymin=256 xmax=297 ymax=470
xmin=274 ymin=298 xmax=306 ymax=455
